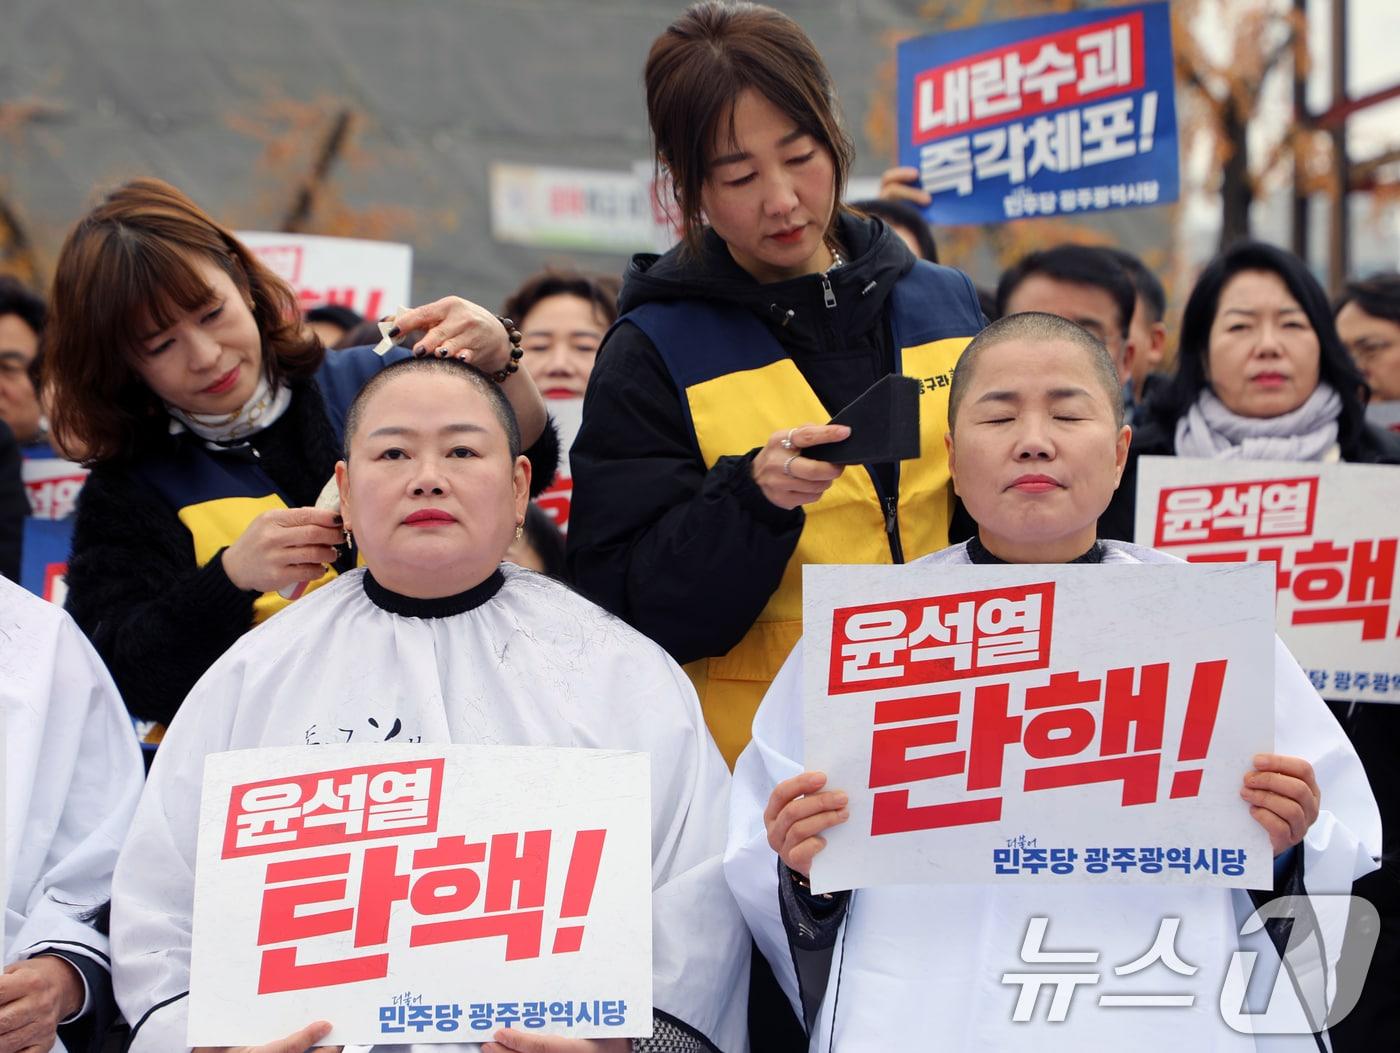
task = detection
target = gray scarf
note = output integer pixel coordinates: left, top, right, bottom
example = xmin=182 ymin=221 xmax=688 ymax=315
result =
xmin=1174 ymin=383 xmax=1342 ymax=461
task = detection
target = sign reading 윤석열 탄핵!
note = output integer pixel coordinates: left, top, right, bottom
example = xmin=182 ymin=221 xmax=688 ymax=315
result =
xmin=897 ymin=1 xmax=1179 ymax=225
xmin=188 ymin=744 xmax=652 ymax=1047
xmin=1135 ymin=456 xmax=1400 ymax=704
xmin=803 ymin=561 xmax=1274 ymax=895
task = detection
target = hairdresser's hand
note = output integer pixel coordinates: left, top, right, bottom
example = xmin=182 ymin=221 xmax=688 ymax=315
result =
xmin=192 ymin=1019 xmax=341 ymax=1052
xmin=222 ymin=508 xmax=342 ymax=593
xmin=393 ymin=297 xmax=514 ymax=374
xmin=389 ymin=298 xmax=547 ymax=447
xmin=878 ymin=165 xmax=931 ymax=207
xmin=752 ymin=424 xmax=848 ymax=510
xmin=765 ymin=771 xmax=849 ymax=878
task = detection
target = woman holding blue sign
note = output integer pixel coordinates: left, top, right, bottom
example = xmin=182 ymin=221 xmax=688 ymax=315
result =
xmin=726 ymin=312 xmax=1380 ymax=1049
xmin=567 ymin=1 xmax=986 ymax=773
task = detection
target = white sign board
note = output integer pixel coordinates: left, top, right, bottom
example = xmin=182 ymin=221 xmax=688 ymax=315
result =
xmin=535 ymin=397 xmax=583 ymax=535
xmin=490 ymin=163 xmax=678 ymax=254
xmin=237 ymin=231 xmax=413 ymax=322
xmin=189 ymin=744 xmax=652 ymax=1047
xmin=1134 ymin=456 xmax=1400 ymax=703
xmin=803 ymin=562 xmax=1275 ymax=893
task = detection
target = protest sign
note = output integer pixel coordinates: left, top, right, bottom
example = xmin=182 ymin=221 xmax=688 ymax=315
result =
xmin=236 ymin=232 xmax=413 ymax=322
xmin=188 ymin=744 xmax=652 ymax=1047
xmin=534 ymin=397 xmax=583 ymax=535
xmin=1135 ymin=456 xmax=1400 ymax=703
xmin=18 ymin=444 xmax=87 ymax=603
xmin=896 ymin=1 xmax=1179 ymax=225
xmin=804 ymin=561 xmax=1274 ymax=894
xmin=490 ymin=163 xmax=678 ymax=254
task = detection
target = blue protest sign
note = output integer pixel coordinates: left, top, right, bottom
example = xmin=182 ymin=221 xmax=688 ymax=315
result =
xmin=20 ymin=516 xmax=74 ymax=604
xmin=897 ymin=2 xmax=1179 ymax=225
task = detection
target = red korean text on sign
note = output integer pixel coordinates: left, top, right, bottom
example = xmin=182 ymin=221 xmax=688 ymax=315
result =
xmin=912 ymin=10 xmax=1145 ymax=145
xmin=249 ymin=245 xmax=305 ymax=285
xmin=829 ymin=582 xmax=1055 ymax=695
xmin=23 ymin=470 xmax=89 ymax=520
xmin=1154 ymin=477 xmax=1318 ymax=547
xmin=253 ymin=826 xmax=607 ymax=994
xmin=1190 ymin=538 xmax=1397 ymax=642
xmin=222 ymin=759 xmax=445 ymax=859
xmin=866 ymin=660 xmax=1228 ymax=836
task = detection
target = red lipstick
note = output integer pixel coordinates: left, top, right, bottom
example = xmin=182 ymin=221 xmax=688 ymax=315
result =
xmin=201 ymin=366 xmax=240 ymax=395
xmin=1008 ymin=474 xmax=1063 ymax=493
xmin=403 ymin=509 xmax=456 ymax=526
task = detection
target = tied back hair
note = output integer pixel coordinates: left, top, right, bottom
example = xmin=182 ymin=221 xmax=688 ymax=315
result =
xmin=643 ymin=1 xmax=855 ymax=258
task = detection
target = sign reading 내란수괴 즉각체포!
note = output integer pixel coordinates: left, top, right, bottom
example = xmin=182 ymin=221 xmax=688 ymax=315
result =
xmin=897 ymin=1 xmax=1179 ymax=225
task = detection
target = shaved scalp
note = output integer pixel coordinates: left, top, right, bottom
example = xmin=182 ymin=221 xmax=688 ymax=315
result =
xmin=947 ymin=311 xmax=1125 ymax=432
xmin=343 ymin=357 xmax=521 ymax=460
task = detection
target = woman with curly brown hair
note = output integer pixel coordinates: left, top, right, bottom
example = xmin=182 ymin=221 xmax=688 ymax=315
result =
xmin=44 ymin=179 xmax=550 ymax=734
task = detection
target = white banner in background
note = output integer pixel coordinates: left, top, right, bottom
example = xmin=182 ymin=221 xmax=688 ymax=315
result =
xmin=237 ymin=231 xmax=413 ymax=322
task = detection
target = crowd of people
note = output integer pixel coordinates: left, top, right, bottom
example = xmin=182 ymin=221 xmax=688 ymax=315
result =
xmin=2 ymin=2 xmax=1399 ymax=1051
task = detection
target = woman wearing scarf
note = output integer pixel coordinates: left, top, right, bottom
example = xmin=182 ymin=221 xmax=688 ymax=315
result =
xmin=1099 ymin=240 xmax=1400 ymax=539
xmin=1099 ymin=240 xmax=1400 ymax=1048
xmin=42 ymin=179 xmax=552 ymax=734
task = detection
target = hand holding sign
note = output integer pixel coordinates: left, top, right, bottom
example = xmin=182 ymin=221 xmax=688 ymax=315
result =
xmin=0 ymin=957 xmax=86 ymax=1053
xmin=878 ymin=165 xmax=931 ymax=207
xmin=193 ymin=1020 xmax=340 ymax=1053
xmin=752 ymin=425 xmax=848 ymax=510
xmin=764 ymin=772 xmax=849 ymax=878
xmin=1242 ymin=754 xmax=1322 ymax=857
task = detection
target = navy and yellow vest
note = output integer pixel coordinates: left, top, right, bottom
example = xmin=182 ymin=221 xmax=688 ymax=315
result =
xmin=134 ymin=345 xmax=405 ymax=625
xmin=623 ymin=262 xmax=984 ymax=766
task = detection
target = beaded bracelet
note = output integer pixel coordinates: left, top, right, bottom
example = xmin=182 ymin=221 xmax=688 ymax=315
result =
xmin=491 ymin=316 xmax=524 ymax=382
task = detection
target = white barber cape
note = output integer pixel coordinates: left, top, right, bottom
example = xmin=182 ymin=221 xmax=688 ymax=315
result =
xmin=725 ymin=540 xmax=1381 ymax=1052
xmin=2 ymin=575 xmax=144 ymax=1053
xmin=112 ymin=565 xmax=748 ymax=1053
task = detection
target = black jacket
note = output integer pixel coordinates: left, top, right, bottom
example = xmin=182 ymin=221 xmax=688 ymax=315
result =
xmin=1099 ymin=408 xmax=1400 ymax=542
xmin=65 ymin=376 xmax=559 ymax=726
xmin=567 ymin=213 xmax=975 ymax=665
xmin=0 ymin=419 xmax=24 ymax=582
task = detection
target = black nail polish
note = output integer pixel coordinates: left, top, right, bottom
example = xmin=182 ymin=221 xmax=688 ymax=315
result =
xmin=387 ymin=326 xmax=400 ymax=338
xmin=332 ymin=515 xmax=343 ymax=526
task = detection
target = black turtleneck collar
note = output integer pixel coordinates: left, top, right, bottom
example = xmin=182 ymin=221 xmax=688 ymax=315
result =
xmin=363 ymin=567 xmax=505 ymax=618
xmin=966 ymin=535 xmax=1105 ymax=565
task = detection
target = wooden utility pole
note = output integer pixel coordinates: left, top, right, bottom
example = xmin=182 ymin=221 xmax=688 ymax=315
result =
xmin=1327 ymin=0 xmax=1348 ymax=292
xmin=1290 ymin=0 xmax=1310 ymax=260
